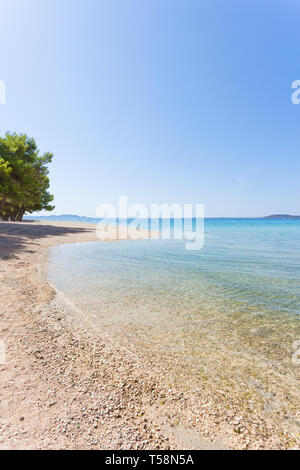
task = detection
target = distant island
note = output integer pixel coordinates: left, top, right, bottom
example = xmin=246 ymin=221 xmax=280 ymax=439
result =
xmin=24 ymin=214 xmax=100 ymax=223
xmin=23 ymin=214 xmax=300 ymax=221
xmin=263 ymin=214 xmax=300 ymax=219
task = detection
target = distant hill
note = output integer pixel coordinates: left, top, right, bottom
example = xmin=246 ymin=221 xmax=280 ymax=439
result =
xmin=24 ymin=214 xmax=101 ymax=223
xmin=263 ymin=214 xmax=300 ymax=219
xmin=23 ymin=213 xmax=300 ymax=222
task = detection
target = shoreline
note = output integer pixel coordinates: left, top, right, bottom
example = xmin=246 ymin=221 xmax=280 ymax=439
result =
xmin=0 ymin=221 xmax=178 ymax=450
xmin=0 ymin=221 xmax=297 ymax=449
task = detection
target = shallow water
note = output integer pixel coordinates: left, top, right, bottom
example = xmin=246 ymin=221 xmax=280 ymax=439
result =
xmin=46 ymin=219 xmax=300 ymax=435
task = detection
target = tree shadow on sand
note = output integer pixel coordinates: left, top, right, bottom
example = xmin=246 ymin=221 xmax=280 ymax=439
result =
xmin=0 ymin=222 xmax=95 ymax=260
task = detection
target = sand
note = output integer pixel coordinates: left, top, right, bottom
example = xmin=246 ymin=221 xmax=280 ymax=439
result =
xmin=0 ymin=221 xmax=298 ymax=450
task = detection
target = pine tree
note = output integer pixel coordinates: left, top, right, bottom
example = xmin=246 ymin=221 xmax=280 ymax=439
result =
xmin=0 ymin=132 xmax=54 ymax=221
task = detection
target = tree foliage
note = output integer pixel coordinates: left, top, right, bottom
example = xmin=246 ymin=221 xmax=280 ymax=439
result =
xmin=0 ymin=132 xmax=55 ymax=221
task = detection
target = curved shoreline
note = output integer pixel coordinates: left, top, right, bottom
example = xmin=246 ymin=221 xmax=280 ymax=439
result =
xmin=0 ymin=221 xmax=180 ymax=449
xmin=0 ymin=221 xmax=297 ymax=449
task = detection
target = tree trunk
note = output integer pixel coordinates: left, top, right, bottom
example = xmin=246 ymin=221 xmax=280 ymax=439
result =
xmin=17 ymin=206 xmax=25 ymax=221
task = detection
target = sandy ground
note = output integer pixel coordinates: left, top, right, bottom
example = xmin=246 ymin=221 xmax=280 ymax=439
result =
xmin=0 ymin=221 xmax=298 ymax=450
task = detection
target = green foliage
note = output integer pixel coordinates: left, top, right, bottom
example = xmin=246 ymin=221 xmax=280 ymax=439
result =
xmin=0 ymin=132 xmax=55 ymax=221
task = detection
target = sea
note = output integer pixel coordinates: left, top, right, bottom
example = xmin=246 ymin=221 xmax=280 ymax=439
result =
xmin=45 ymin=218 xmax=300 ymax=434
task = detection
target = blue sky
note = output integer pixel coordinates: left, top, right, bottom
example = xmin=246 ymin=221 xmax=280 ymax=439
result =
xmin=0 ymin=0 xmax=299 ymax=217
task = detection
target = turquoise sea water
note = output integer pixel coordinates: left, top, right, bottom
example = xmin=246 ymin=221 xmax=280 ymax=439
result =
xmin=46 ymin=219 xmax=300 ymax=432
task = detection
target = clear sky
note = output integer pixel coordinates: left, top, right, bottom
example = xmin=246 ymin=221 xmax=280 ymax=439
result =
xmin=0 ymin=0 xmax=299 ymax=217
